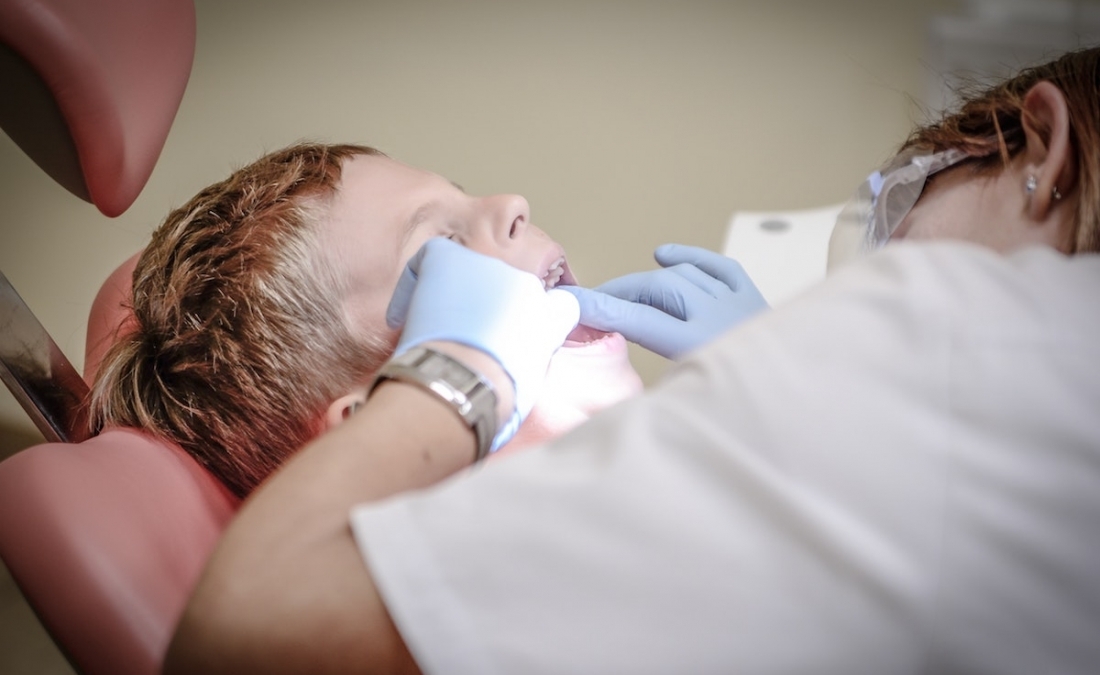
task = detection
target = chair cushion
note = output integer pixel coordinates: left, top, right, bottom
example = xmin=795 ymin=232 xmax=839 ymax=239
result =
xmin=0 ymin=427 xmax=238 ymax=675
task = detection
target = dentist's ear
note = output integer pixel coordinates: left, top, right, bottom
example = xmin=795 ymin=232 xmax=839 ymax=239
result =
xmin=1021 ymin=80 xmax=1076 ymax=222
xmin=325 ymin=390 xmax=368 ymax=430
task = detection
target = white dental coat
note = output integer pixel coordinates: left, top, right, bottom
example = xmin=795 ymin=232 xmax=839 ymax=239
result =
xmin=350 ymin=242 xmax=1100 ymax=675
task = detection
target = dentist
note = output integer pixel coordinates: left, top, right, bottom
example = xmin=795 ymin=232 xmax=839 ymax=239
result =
xmin=165 ymin=49 xmax=1100 ymax=675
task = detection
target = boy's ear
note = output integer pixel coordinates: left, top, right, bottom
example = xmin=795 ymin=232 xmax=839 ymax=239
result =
xmin=324 ymin=390 xmax=368 ymax=430
xmin=1020 ymin=80 xmax=1076 ymax=220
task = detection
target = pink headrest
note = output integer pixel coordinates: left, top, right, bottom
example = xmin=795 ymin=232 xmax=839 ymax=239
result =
xmin=84 ymin=251 xmax=141 ymax=385
xmin=0 ymin=0 xmax=195 ymax=216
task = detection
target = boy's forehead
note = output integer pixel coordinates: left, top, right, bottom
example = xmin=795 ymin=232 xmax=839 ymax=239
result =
xmin=333 ymin=154 xmax=462 ymax=238
xmin=320 ymin=155 xmax=427 ymax=331
xmin=338 ymin=155 xmax=430 ymax=204
xmin=322 ymin=156 xmax=415 ymax=265
xmin=329 ymin=158 xmax=407 ymax=234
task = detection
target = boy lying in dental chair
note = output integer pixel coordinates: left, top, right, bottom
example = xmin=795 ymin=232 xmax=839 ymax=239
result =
xmin=89 ymin=143 xmax=643 ymax=498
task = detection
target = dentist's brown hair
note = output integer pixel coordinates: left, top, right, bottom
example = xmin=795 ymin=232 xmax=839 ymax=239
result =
xmin=903 ymin=46 xmax=1100 ymax=253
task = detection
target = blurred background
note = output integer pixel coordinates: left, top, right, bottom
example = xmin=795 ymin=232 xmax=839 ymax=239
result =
xmin=2 ymin=1 xmax=1099 ymax=671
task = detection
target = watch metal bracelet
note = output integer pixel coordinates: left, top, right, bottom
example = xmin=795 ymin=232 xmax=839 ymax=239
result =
xmin=368 ymin=347 xmax=498 ymax=462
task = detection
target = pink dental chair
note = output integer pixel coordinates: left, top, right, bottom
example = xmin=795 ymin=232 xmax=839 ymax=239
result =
xmin=0 ymin=2 xmax=239 ymax=674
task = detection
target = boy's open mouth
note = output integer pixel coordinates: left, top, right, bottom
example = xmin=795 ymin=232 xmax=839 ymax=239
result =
xmin=539 ymin=256 xmax=610 ymax=346
xmin=564 ymin=324 xmax=613 ymax=347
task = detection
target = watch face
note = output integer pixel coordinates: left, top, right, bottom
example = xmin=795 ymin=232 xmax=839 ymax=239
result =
xmin=438 ymin=357 xmax=478 ymax=390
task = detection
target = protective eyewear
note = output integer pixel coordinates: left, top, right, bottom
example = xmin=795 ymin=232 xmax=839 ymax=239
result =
xmin=829 ymin=147 xmax=971 ymax=264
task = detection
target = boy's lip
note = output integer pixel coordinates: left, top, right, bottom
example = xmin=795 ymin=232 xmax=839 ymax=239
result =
xmin=560 ymin=260 xmax=578 ymax=287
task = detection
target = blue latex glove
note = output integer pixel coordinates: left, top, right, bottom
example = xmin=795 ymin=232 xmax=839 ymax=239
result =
xmin=386 ymin=237 xmax=580 ymax=451
xmin=561 ymin=244 xmax=768 ymax=359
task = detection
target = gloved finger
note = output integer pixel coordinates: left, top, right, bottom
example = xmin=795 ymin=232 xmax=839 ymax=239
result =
xmin=665 ymin=262 xmax=733 ymax=298
xmin=594 ymin=269 xmax=715 ymax=321
xmin=654 ymin=244 xmax=752 ymax=292
xmin=386 ymin=237 xmax=472 ymax=329
xmin=544 ymin=288 xmax=582 ymax=342
xmin=561 ymin=286 xmax=685 ymax=355
xmin=385 ymin=256 xmax=421 ymax=329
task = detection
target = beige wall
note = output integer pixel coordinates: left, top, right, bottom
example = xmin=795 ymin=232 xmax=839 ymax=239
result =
xmin=0 ymin=0 xmax=961 ymax=442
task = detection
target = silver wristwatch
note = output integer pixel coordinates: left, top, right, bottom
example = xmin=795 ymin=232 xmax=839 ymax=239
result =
xmin=369 ymin=347 xmax=498 ymax=462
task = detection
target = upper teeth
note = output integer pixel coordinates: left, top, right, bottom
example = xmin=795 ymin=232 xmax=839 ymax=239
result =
xmin=543 ymin=258 xmax=565 ymax=289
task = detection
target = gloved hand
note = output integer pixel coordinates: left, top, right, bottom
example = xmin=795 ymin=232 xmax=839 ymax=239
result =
xmin=561 ymin=244 xmax=767 ymax=360
xmin=386 ymin=237 xmax=580 ymax=451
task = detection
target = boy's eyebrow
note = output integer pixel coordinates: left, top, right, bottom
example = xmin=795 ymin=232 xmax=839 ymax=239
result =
xmin=400 ymin=200 xmax=437 ymax=247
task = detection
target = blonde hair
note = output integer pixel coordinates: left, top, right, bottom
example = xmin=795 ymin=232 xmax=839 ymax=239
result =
xmin=903 ymin=46 xmax=1100 ymax=253
xmin=91 ymin=143 xmax=392 ymax=498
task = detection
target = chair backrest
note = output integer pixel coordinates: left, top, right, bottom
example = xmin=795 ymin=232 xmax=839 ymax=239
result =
xmin=83 ymin=251 xmax=141 ymax=385
xmin=0 ymin=253 xmax=239 ymax=675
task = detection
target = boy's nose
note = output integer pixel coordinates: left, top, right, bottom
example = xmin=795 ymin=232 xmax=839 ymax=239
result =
xmin=484 ymin=194 xmax=530 ymax=244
